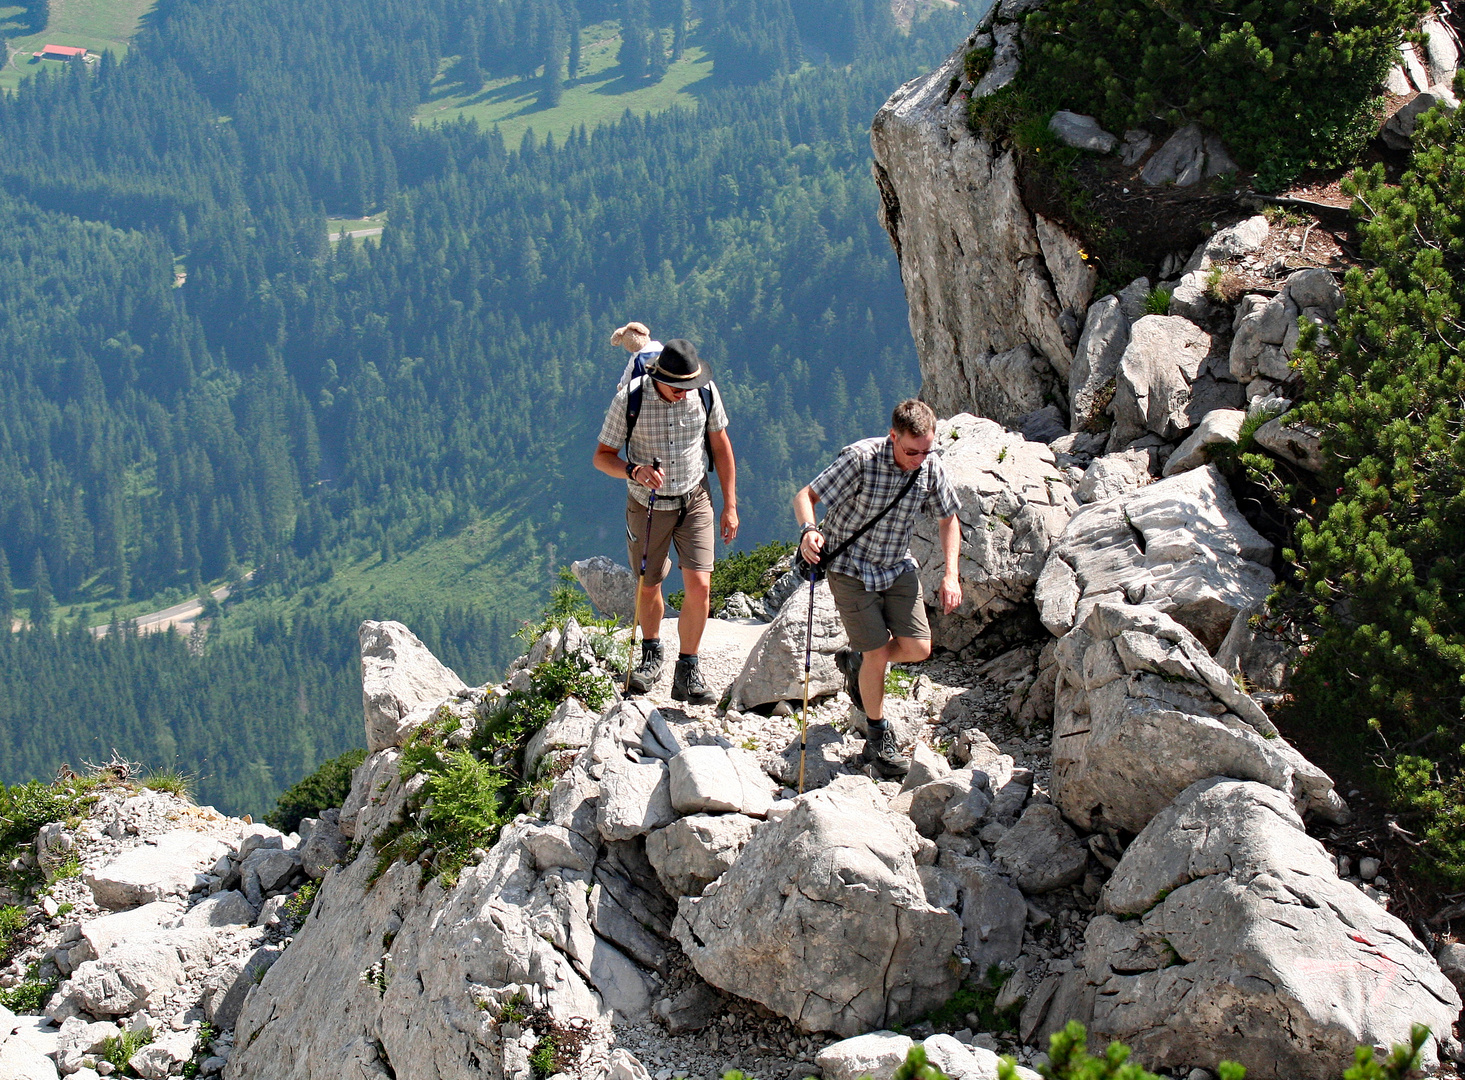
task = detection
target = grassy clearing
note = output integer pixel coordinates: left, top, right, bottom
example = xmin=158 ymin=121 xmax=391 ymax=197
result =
xmin=415 ymin=21 xmax=712 ymax=146
xmin=327 ymin=215 xmax=385 ymax=244
xmin=0 ymin=0 xmax=157 ymax=92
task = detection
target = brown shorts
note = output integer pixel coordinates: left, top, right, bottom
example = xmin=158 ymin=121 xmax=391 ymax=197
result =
xmin=625 ymin=484 xmax=715 ymax=586
xmin=827 ymin=569 xmax=929 ymax=653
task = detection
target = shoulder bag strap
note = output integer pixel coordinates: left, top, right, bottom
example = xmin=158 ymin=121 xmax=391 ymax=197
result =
xmin=822 ymin=464 xmax=922 ymax=566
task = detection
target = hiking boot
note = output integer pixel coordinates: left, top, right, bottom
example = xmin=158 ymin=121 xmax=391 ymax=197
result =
xmin=835 ymin=647 xmax=865 ymax=712
xmin=862 ymin=723 xmax=910 ymax=778
xmin=627 ymin=640 xmax=665 ymax=695
xmin=672 ymin=656 xmax=716 ymax=706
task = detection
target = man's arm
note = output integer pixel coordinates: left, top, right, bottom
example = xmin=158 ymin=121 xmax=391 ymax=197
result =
xmin=793 ymin=485 xmax=823 ymax=563
xmin=593 ymin=443 xmax=663 ymax=488
xmin=707 ymin=429 xmax=739 ymax=543
xmin=937 ymin=513 xmax=962 ymax=614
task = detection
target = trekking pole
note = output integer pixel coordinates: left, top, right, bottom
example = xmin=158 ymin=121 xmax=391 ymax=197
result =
xmin=624 ymin=457 xmax=661 ymax=698
xmin=797 ymin=566 xmax=817 ymax=793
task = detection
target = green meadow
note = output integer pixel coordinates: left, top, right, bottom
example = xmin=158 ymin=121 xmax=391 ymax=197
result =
xmin=0 ymin=0 xmax=156 ymax=91
xmin=416 ymin=21 xmax=713 ymax=145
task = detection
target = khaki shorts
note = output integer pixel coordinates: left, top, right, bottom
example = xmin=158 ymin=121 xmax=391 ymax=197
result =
xmin=827 ymin=569 xmax=929 ymax=653
xmin=625 ymin=484 xmax=715 ymax=586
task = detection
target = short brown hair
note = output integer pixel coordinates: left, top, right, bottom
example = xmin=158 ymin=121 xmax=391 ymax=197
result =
xmin=891 ymin=398 xmax=936 ymax=437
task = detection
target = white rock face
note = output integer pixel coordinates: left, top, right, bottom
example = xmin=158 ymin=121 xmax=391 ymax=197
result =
xmin=77 ymin=901 xmax=179 ymax=961
xmin=596 ymin=757 xmax=675 ymax=842
xmin=1068 ymin=296 xmax=1129 ymax=432
xmin=1048 ymin=111 xmax=1117 ymax=154
xmin=910 ymin=415 xmax=1077 ymax=651
xmin=1036 ymin=465 xmax=1274 ymax=650
xmin=1073 ymin=449 xmax=1151 ymax=504
xmin=85 ymin=831 xmax=230 ymax=910
xmin=359 ymin=620 xmax=467 ymax=752
xmin=816 ymin=1031 xmax=914 ymax=1080
xmin=645 ymin=813 xmax=759 ymax=897
xmin=727 ymin=578 xmax=846 ymax=711
xmin=571 ymin=555 xmax=638 ymax=621
xmin=1162 ymin=408 xmax=1245 ymax=476
xmin=990 ymin=803 xmax=1088 ymax=893
xmin=675 ymin=775 xmax=962 ymax=1036
xmin=870 ymin=36 xmax=1077 ymax=423
xmin=1110 ymin=315 xmax=1213 ymax=443
xmin=1050 ymin=603 xmax=1342 ymax=834
xmin=667 ymin=746 xmax=776 ymax=817
xmin=1252 ymin=416 xmax=1323 ymax=472
xmin=1069 ymin=779 xmax=1461 ymax=1078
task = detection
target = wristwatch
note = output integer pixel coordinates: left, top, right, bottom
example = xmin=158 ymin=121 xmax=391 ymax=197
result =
xmin=626 ymin=461 xmax=637 ymax=480
xmin=799 ymin=522 xmax=820 ymax=536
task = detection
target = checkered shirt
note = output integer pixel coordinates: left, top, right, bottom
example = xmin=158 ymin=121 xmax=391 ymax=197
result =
xmin=599 ymin=376 xmax=729 ymax=508
xmin=809 ymin=436 xmax=960 ymax=592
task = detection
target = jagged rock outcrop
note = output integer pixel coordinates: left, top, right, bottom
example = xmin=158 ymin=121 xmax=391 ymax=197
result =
xmin=1054 ymin=779 xmax=1460 ymax=1078
xmin=1050 ymin=602 xmax=1344 ymax=833
xmin=911 ymin=414 xmax=1077 ymax=652
xmin=1035 ymin=464 xmax=1274 ymax=651
xmin=728 ymin=578 xmax=846 ymax=710
xmin=359 ymin=620 xmax=468 ymax=752
xmin=674 ymin=775 xmax=962 ymax=1037
xmin=871 ymin=14 xmax=1086 ymax=425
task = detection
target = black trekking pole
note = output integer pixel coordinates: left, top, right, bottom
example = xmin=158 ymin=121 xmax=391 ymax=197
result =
xmin=797 ymin=565 xmax=817 ymax=793
xmin=624 ymin=457 xmax=661 ymax=699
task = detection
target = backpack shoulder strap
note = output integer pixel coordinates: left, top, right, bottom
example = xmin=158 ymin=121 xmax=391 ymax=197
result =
xmin=699 ymin=385 xmax=715 ymax=474
xmin=624 ymin=375 xmax=646 ymax=460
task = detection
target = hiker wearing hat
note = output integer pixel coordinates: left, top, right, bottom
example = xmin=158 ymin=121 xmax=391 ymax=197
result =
xmin=611 ymin=321 xmax=663 ymax=388
xmin=593 ymin=339 xmax=739 ymax=703
xmin=791 ymin=399 xmax=961 ymax=777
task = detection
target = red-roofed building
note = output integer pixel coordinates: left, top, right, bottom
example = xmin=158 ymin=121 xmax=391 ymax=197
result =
xmin=39 ymin=44 xmax=86 ymax=61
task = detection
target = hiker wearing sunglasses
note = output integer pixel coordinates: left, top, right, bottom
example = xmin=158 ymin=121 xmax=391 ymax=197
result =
xmin=792 ymin=399 xmax=961 ymax=777
xmin=593 ymin=339 xmax=739 ymax=704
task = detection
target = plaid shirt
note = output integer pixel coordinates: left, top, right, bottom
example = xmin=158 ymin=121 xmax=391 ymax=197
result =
xmin=809 ymin=437 xmax=960 ymax=592
xmin=599 ymin=377 xmax=729 ymax=508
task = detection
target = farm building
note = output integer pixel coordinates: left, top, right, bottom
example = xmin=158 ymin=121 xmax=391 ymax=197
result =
xmin=38 ymin=44 xmax=86 ymax=61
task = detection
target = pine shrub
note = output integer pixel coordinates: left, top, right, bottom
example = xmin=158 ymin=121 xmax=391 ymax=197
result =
xmin=1287 ymin=100 xmax=1465 ymax=884
xmin=1020 ymin=0 xmax=1427 ymax=188
xmin=265 ymin=748 xmax=367 ymax=834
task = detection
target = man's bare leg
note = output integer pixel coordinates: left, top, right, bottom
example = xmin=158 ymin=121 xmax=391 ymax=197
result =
xmin=637 ymin=581 xmax=665 ymax=640
xmin=676 ymin=570 xmax=712 ymax=655
xmin=858 ymin=635 xmax=933 ymax=723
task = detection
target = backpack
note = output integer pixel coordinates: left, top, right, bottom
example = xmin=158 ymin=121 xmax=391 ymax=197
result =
xmin=624 ymin=375 xmax=717 ymax=475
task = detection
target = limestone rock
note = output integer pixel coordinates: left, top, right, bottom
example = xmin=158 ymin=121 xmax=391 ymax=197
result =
xmin=1383 ymin=84 xmax=1460 ymax=150
xmin=1166 ymin=270 xmax=1216 ymax=325
xmin=1068 ymin=297 xmax=1129 ymax=432
xmin=524 ymin=697 xmax=597 ymax=779
xmin=1036 ymin=464 xmax=1274 ymax=650
xmin=129 ymin=1029 xmax=195 ymax=1080
xmin=991 ymin=804 xmax=1088 ymax=893
xmin=1111 ymin=316 xmax=1212 ymax=442
xmin=1075 ymin=779 xmax=1460 ymax=1078
xmin=1253 ymin=416 xmax=1323 ymax=472
xmin=201 ymin=944 xmax=282 ymax=1029
xmin=1034 ymin=215 xmax=1097 ymax=330
xmin=1280 ymin=267 xmax=1343 ymax=319
xmin=358 ymin=620 xmax=467 ymax=752
xmin=78 ymin=902 xmax=178 ymax=961
xmin=646 ymin=814 xmax=759 ymax=897
xmin=1437 ymin=942 xmax=1465 ymax=995
xmin=1048 ymin=111 xmax=1117 ymax=154
xmin=55 ymin=1017 xmax=118 ymax=1074
xmin=675 ymin=775 xmax=962 ymax=1035
xmin=1014 ymin=404 xmax=1069 ymax=445
xmin=571 ymin=555 xmax=638 ymax=622
xmin=944 ymin=853 xmax=1027 ymax=973
xmin=816 ymin=1032 xmax=914 ymax=1080
xmin=596 ymin=758 xmax=676 ymax=842
xmin=1184 ymin=216 xmax=1269 ymax=275
xmin=1229 ymin=296 xmax=1296 ymax=384
xmin=728 ymin=578 xmax=845 ymax=711
xmin=1162 ymin=409 xmax=1245 ymax=476
xmin=1051 ymin=603 xmax=1343 ymax=834
xmin=871 ymin=41 xmax=1074 ymax=423
xmin=1140 ymin=124 xmax=1205 ymax=186
xmin=179 ymin=890 xmax=255 ymax=928
xmin=298 ymin=809 xmax=350 ymax=880
xmin=1423 ymin=16 xmax=1459 ymax=87
xmin=85 ymin=831 xmax=230 ymax=910
xmin=668 ymin=746 xmax=776 ymax=817
xmin=1214 ymin=603 xmax=1299 ymax=702
xmin=910 ymin=415 xmax=1077 ymax=652
xmin=60 ymin=935 xmax=194 ymax=1016
xmin=1074 ymin=449 xmax=1152 ymax=505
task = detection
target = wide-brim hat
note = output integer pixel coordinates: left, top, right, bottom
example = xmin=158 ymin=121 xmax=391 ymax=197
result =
xmin=647 ymin=339 xmax=712 ymax=389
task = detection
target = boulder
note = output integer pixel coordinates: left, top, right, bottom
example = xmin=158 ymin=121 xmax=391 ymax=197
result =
xmin=1252 ymin=416 xmax=1324 ymax=472
xmin=202 ymin=945 xmax=282 ymax=1029
xmin=1166 ymin=270 xmax=1215 ymax=325
xmin=1074 ymin=449 xmax=1152 ymax=504
xmin=1280 ymin=268 xmax=1343 ymax=319
xmin=524 ymin=697 xmax=597 ymax=778
xmin=54 ymin=1017 xmax=119 ymax=1074
xmin=129 ymin=1029 xmax=195 ymax=1080
xmin=571 ymin=555 xmax=638 ymax=622
xmin=1119 ymin=129 xmax=1152 ymax=166
xmin=1383 ymin=84 xmax=1459 ymax=150
xmin=241 ymin=848 xmax=301 ymax=906
xmin=816 ymin=1032 xmax=914 ymax=1080
xmin=85 ymin=831 xmax=230 ymax=910
xmin=728 ymin=578 xmax=846 ymax=711
xmin=0 ymin=1040 xmax=58 ymax=1080
xmin=1184 ymin=216 xmax=1269 ymax=275
xmin=77 ymin=901 xmax=177 ymax=961
xmin=910 ymin=415 xmax=1078 ymax=652
xmin=1162 ymin=409 xmax=1245 ymax=476
xmin=1048 ymin=111 xmax=1117 ymax=154
xmin=1140 ymin=124 xmax=1205 ymax=187
xmin=358 ymin=620 xmax=467 ymax=752
xmin=943 ymin=852 xmax=1027 ymax=973
xmin=1110 ymin=316 xmax=1212 ymax=443
xmin=871 ymin=40 xmax=1075 ymax=423
xmin=179 ymin=890 xmax=255 ymax=928
xmin=1014 ymin=404 xmax=1069 ymax=445
xmin=59 ymin=935 xmax=197 ymax=1016
xmin=991 ymin=803 xmax=1088 ymax=893
xmin=298 ymin=810 xmax=351 ymax=880
xmin=1214 ymin=603 xmax=1299 ymax=702
xmin=1068 ymin=297 xmax=1129 ymax=432
xmin=521 ymin=823 xmax=597 ymax=873
xmin=1035 ymin=465 xmax=1274 ymax=651
xmin=1437 ymin=942 xmax=1465 ymax=995
xmin=668 ymin=746 xmax=777 ymax=817
xmin=1072 ymin=779 xmax=1461 ymax=1078
xmin=675 ymin=775 xmax=962 ymax=1036
xmin=1035 ymin=217 xmax=1097 ymax=333
xmin=596 ymin=758 xmax=676 ymax=842
xmin=1423 ymin=16 xmax=1459 ymax=86
xmin=237 ymin=823 xmax=284 ymax=861
xmin=1229 ymin=296 xmax=1297 ymax=384
xmin=1051 ymin=603 xmax=1344 ymax=834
